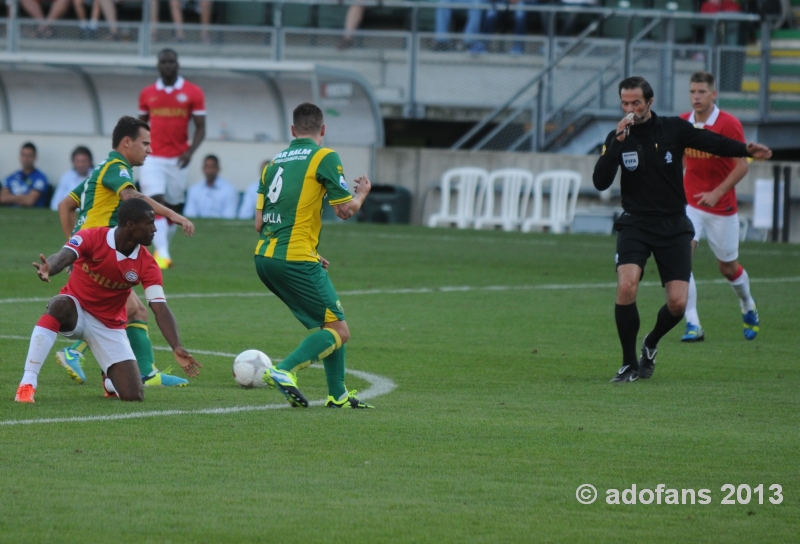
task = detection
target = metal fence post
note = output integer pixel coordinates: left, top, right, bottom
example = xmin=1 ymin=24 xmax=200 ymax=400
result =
xmin=7 ymin=0 xmax=17 ymax=53
xmin=772 ymin=164 xmax=781 ymax=242
xmin=783 ymin=166 xmax=791 ymax=243
xmin=140 ymin=0 xmax=151 ymax=57
xmin=404 ymin=5 xmax=421 ymax=119
xmin=274 ymin=2 xmax=283 ymax=61
xmin=759 ymin=19 xmax=770 ymax=121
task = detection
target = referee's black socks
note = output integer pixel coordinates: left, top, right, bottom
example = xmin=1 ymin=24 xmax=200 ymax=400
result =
xmin=645 ymin=304 xmax=685 ymax=348
xmin=615 ymin=302 xmax=640 ymax=368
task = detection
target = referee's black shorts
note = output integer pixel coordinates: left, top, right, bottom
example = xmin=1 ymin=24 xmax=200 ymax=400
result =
xmin=614 ymin=212 xmax=695 ymax=286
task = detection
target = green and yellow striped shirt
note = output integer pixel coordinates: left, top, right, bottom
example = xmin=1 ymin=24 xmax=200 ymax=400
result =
xmin=255 ymin=138 xmax=352 ymax=262
xmin=69 ymin=151 xmax=135 ymax=234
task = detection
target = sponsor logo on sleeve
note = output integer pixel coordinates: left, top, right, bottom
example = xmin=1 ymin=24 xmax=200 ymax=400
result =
xmin=119 ymin=167 xmax=131 ymax=179
xmin=339 ymin=176 xmax=348 ymax=190
xmin=68 ymin=235 xmax=83 ymax=247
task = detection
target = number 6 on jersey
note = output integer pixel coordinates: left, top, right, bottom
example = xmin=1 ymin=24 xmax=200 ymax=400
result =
xmin=267 ymin=167 xmax=284 ymax=204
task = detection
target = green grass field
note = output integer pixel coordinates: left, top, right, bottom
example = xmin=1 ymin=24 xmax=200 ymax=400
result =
xmin=1 ymin=208 xmax=798 ymax=543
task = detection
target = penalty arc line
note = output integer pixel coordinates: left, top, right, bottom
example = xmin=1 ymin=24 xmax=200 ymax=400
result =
xmin=0 ymin=339 xmax=396 ymax=426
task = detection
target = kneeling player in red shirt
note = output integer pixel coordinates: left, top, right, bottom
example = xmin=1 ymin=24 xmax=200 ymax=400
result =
xmin=15 ymin=199 xmax=201 ymax=403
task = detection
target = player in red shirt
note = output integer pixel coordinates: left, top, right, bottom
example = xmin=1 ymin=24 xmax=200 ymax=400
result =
xmin=15 ymin=198 xmax=201 ymax=404
xmin=680 ymin=71 xmax=759 ymax=343
xmin=138 ymin=48 xmax=206 ymax=269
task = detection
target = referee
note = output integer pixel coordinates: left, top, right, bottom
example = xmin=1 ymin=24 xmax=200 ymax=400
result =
xmin=593 ymin=76 xmax=772 ymax=383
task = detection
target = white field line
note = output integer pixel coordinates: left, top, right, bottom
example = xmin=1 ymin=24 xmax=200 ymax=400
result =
xmin=2 ymin=276 xmax=800 ymax=305
xmin=0 ymin=363 xmax=396 ymax=427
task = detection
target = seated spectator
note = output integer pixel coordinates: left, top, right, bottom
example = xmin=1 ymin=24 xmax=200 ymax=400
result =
xmin=558 ymin=0 xmax=598 ymax=36
xmin=338 ymin=3 xmax=365 ymax=49
xmin=237 ymin=160 xmax=269 ymax=220
xmin=50 ymin=146 xmax=93 ymax=212
xmin=1 ymin=142 xmax=49 ymax=208
xmin=74 ymin=0 xmax=119 ymax=40
xmin=435 ymin=0 xmax=485 ymax=53
xmin=19 ymin=0 xmax=73 ymax=37
xmin=699 ymin=0 xmax=742 ymax=46
xmin=483 ymin=0 xmax=540 ymax=55
xmin=151 ymin=0 xmax=212 ymax=43
xmin=184 ymin=155 xmax=238 ymax=219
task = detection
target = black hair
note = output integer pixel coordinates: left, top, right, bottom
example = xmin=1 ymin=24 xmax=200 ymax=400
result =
xmin=158 ymin=48 xmax=178 ymax=60
xmin=293 ymin=102 xmax=324 ymax=135
xmin=112 ymin=116 xmax=150 ymax=149
xmin=21 ymin=142 xmax=36 ymax=154
xmin=118 ymin=198 xmax=154 ymax=226
xmin=71 ymin=145 xmax=93 ymax=164
xmin=618 ymin=76 xmax=654 ymax=102
xmin=203 ymin=154 xmax=220 ymax=166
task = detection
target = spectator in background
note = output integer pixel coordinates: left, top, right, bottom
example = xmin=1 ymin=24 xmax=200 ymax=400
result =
xmin=483 ymin=0 xmax=539 ymax=55
xmin=338 ymin=3 xmax=365 ymax=49
xmin=699 ymin=0 xmax=742 ymax=46
xmin=435 ymin=0 xmax=485 ymax=53
xmin=558 ymin=0 xmax=598 ymax=36
xmin=1 ymin=142 xmax=49 ymax=208
xmin=50 ymin=146 xmax=93 ymax=212
xmin=74 ymin=0 xmax=119 ymax=40
xmin=19 ymin=0 xmax=72 ymax=37
xmin=151 ymin=0 xmax=213 ymax=43
xmin=184 ymin=155 xmax=239 ymax=219
xmin=237 ymin=160 xmax=270 ymax=220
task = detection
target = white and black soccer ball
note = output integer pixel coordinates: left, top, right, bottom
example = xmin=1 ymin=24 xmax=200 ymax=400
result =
xmin=232 ymin=349 xmax=272 ymax=388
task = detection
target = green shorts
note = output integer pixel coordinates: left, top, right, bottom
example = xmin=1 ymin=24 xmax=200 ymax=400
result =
xmin=254 ymin=256 xmax=345 ymax=329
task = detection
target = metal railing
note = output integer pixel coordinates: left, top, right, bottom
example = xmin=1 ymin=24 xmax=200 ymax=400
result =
xmin=1 ymin=0 xmax=785 ymax=151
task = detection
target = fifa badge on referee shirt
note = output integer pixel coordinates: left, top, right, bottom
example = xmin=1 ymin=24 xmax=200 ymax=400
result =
xmin=665 ymin=151 xmax=673 ymax=164
xmin=622 ymin=151 xmax=638 ymax=171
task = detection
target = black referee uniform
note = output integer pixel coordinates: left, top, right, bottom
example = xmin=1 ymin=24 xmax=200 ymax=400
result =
xmin=593 ymin=110 xmax=750 ymax=380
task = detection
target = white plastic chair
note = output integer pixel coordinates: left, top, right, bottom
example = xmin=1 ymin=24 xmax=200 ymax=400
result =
xmin=472 ymin=169 xmax=535 ymax=232
xmin=427 ymin=167 xmax=489 ymax=229
xmin=521 ymin=170 xmax=581 ymax=234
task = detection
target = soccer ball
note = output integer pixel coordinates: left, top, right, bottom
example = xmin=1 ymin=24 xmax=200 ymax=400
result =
xmin=232 ymin=349 xmax=272 ymax=388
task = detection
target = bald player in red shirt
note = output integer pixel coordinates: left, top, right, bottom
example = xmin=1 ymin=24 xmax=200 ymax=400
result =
xmin=15 ymin=198 xmax=201 ymax=403
xmin=139 ymin=48 xmax=206 ymax=270
xmin=680 ymin=71 xmax=759 ymax=343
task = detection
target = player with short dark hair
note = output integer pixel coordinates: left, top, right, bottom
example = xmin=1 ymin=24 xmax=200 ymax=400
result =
xmin=139 ymin=48 xmax=206 ymax=269
xmin=53 ymin=115 xmax=197 ymax=391
xmin=255 ymin=102 xmax=374 ymax=408
xmin=593 ymin=76 xmax=772 ymax=383
xmin=679 ymin=71 xmax=759 ymax=342
xmin=1 ymin=142 xmax=48 ymax=208
xmin=15 ymin=199 xmax=201 ymax=403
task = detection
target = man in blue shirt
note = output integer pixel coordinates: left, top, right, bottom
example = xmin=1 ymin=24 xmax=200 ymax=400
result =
xmin=1 ymin=142 xmax=49 ymax=207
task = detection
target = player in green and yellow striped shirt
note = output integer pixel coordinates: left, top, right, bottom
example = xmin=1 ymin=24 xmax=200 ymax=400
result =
xmin=253 ymin=102 xmax=373 ymax=408
xmin=53 ymin=116 xmax=199 ymax=390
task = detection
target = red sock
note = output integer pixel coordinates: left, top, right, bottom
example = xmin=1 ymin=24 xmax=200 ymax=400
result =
xmin=726 ymin=264 xmax=744 ymax=282
xmin=36 ymin=314 xmax=61 ymax=333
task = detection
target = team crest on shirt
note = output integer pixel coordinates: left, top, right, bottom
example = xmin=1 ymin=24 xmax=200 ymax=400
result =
xmin=622 ymin=151 xmax=639 ymax=171
xmin=119 ymin=167 xmax=131 ymax=179
xmin=68 ymin=235 xmax=83 ymax=247
xmin=176 ymin=93 xmax=188 ymax=103
xmin=665 ymin=151 xmax=673 ymax=164
xmin=124 ymin=270 xmax=139 ymax=283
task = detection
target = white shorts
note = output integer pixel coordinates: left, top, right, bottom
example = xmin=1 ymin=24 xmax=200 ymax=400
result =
xmin=686 ymin=205 xmax=739 ymax=262
xmin=59 ymin=295 xmax=136 ymax=373
xmin=139 ymin=155 xmax=189 ymax=206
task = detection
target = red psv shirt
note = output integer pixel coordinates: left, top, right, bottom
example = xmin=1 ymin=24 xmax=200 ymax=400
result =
xmin=138 ymin=76 xmax=205 ymax=158
xmin=62 ymin=227 xmax=163 ymax=329
xmin=681 ymin=107 xmax=745 ymax=216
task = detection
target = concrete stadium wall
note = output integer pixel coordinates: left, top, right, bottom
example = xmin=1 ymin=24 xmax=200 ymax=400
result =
xmin=374 ymin=147 xmax=800 ymax=242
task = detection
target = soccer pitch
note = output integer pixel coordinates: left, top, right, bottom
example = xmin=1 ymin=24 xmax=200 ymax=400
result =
xmin=1 ymin=208 xmax=798 ymax=543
